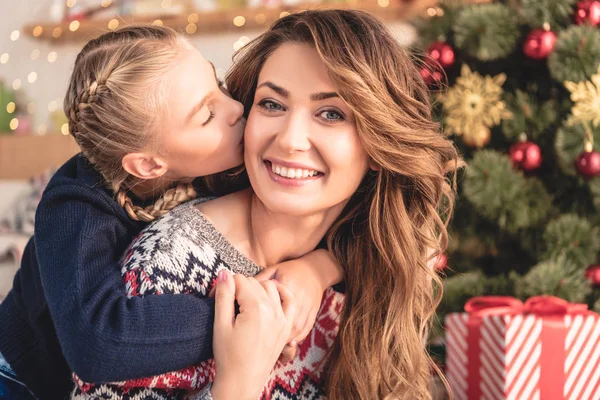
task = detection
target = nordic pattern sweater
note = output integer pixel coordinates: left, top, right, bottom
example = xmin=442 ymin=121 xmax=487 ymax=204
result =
xmin=72 ymin=200 xmax=344 ymax=400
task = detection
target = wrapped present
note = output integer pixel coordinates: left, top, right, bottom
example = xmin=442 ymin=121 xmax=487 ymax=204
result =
xmin=445 ymin=296 xmax=600 ymax=400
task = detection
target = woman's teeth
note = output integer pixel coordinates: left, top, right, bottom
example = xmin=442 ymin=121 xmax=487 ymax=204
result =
xmin=270 ymin=162 xmax=319 ymax=179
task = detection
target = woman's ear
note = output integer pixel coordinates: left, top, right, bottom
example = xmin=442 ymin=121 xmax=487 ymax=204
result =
xmin=369 ymin=159 xmax=380 ymax=171
xmin=122 ymin=153 xmax=168 ymax=180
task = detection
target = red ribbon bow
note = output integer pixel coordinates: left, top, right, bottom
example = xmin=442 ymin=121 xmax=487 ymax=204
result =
xmin=462 ymin=295 xmax=594 ymax=399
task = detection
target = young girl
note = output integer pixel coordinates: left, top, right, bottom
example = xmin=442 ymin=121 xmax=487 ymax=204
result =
xmin=75 ymin=10 xmax=463 ymax=399
xmin=0 ymin=25 xmax=342 ymax=399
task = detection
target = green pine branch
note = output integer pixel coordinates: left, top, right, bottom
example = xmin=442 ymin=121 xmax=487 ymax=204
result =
xmin=518 ymin=0 xmax=577 ymax=28
xmin=543 ymin=213 xmax=600 ymax=267
xmin=453 ymin=3 xmax=520 ymax=61
xmin=548 ymin=25 xmax=600 ymax=83
xmin=463 ymin=150 xmax=552 ymax=232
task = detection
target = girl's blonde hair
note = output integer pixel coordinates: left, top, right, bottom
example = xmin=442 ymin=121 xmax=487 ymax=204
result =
xmin=64 ymin=25 xmax=197 ymax=222
xmin=227 ymin=10 xmax=463 ymax=399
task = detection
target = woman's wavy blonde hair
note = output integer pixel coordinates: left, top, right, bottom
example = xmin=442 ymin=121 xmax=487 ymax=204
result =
xmin=64 ymin=25 xmax=197 ymax=222
xmin=226 ymin=10 xmax=463 ymax=399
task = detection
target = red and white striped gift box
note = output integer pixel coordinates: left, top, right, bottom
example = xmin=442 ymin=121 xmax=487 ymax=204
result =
xmin=445 ymin=296 xmax=600 ymax=400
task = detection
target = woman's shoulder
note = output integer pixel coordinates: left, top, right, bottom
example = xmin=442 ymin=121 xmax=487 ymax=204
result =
xmin=121 ymin=197 xmax=261 ymax=297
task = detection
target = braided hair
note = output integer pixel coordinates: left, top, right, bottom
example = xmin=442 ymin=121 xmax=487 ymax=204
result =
xmin=64 ymin=25 xmax=196 ymax=221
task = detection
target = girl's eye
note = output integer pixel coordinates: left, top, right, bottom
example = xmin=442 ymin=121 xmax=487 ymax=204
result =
xmin=258 ymin=99 xmax=285 ymax=112
xmin=319 ymin=109 xmax=344 ymax=122
xmin=202 ymin=111 xmax=215 ymax=126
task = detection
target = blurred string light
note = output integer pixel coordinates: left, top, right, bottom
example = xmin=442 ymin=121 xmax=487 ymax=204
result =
xmin=233 ymin=16 xmax=245 ymax=27
xmin=378 ymin=0 xmax=389 ymax=7
xmin=13 ymin=79 xmax=22 ymax=90
xmin=52 ymin=27 xmax=62 ymax=38
xmin=61 ymin=123 xmax=69 ymax=135
xmin=101 ymin=0 xmax=112 ymax=7
xmin=0 ymin=53 xmax=8 ymax=64
xmin=27 ymin=103 xmax=36 ymax=114
xmin=69 ymin=20 xmax=80 ymax=32
xmin=48 ymin=101 xmax=58 ymax=112
xmin=48 ymin=52 xmax=58 ymax=63
xmin=31 ymin=49 xmax=40 ymax=60
xmin=10 ymin=30 xmax=20 ymax=41
xmin=186 ymin=23 xmax=197 ymax=34
xmin=6 ymin=102 xmax=16 ymax=114
xmin=108 ymin=19 xmax=119 ymax=30
xmin=10 ymin=118 xmax=19 ymax=131
xmin=28 ymin=72 xmax=38 ymax=83
xmin=255 ymin=14 xmax=266 ymax=24
xmin=33 ymin=26 xmax=43 ymax=37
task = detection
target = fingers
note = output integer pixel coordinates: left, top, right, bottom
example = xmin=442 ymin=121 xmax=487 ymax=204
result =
xmin=274 ymin=281 xmax=297 ymax=322
xmin=278 ymin=343 xmax=298 ymax=364
xmin=214 ymin=270 xmax=235 ymax=328
xmin=254 ymin=266 xmax=277 ymax=282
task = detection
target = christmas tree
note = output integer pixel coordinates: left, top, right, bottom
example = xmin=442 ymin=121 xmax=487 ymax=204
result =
xmin=414 ymin=0 xmax=600 ymax=338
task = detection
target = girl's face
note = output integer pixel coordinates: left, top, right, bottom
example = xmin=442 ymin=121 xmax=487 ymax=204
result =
xmin=159 ymin=45 xmax=245 ymax=179
xmin=244 ymin=43 xmax=370 ymax=218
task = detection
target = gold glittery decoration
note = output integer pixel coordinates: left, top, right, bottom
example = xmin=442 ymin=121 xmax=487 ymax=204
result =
xmin=565 ymin=64 xmax=600 ymax=128
xmin=438 ymin=64 xmax=511 ymax=146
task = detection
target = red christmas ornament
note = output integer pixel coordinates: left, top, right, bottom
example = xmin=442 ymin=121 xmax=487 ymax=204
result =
xmin=575 ymin=149 xmax=600 ymax=177
xmin=434 ymin=254 xmax=448 ymax=271
xmin=420 ymin=62 xmax=443 ymax=85
xmin=585 ymin=264 xmax=600 ymax=286
xmin=427 ymin=41 xmax=455 ymax=69
xmin=575 ymin=0 xmax=600 ymax=26
xmin=523 ymin=28 xmax=557 ymax=60
xmin=509 ymin=141 xmax=543 ymax=171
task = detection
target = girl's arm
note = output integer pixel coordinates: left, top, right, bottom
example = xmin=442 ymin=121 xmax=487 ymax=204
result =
xmin=35 ymin=185 xmax=216 ymax=383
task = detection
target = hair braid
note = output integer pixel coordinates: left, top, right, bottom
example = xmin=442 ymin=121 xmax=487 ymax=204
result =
xmin=115 ymin=183 xmax=197 ymax=222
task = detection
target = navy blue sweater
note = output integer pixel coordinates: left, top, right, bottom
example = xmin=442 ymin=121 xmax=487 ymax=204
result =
xmin=0 ymin=154 xmax=216 ymax=400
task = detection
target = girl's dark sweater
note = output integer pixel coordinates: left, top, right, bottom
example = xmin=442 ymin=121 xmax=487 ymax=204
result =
xmin=0 ymin=154 xmax=216 ymax=400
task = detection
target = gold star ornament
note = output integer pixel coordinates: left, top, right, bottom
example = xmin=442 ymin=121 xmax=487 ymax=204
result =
xmin=438 ymin=64 xmax=511 ymax=147
xmin=565 ymin=64 xmax=600 ymax=128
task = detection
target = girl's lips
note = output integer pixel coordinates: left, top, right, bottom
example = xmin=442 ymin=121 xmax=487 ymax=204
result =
xmin=264 ymin=161 xmax=323 ymax=188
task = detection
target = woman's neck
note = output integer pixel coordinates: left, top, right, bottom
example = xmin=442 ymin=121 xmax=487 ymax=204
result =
xmin=197 ymin=188 xmax=345 ymax=267
xmin=244 ymin=191 xmax=344 ymax=267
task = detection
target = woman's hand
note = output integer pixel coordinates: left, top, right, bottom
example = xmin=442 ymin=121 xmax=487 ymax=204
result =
xmin=211 ymin=270 xmax=296 ymax=400
xmin=255 ymin=249 xmax=343 ymax=363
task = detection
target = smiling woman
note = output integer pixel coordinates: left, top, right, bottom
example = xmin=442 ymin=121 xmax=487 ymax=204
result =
xmin=245 ymin=43 xmax=372 ymax=218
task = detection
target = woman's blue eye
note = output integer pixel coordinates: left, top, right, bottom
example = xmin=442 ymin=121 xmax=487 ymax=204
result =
xmin=259 ymin=100 xmax=284 ymax=111
xmin=320 ymin=110 xmax=344 ymax=121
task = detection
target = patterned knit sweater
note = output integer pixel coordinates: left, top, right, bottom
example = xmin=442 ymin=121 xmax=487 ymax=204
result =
xmin=72 ymin=199 xmax=344 ymax=400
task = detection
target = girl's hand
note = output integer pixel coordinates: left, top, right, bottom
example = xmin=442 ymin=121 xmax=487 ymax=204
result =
xmin=211 ymin=270 xmax=296 ymax=400
xmin=255 ymin=249 xmax=342 ymax=363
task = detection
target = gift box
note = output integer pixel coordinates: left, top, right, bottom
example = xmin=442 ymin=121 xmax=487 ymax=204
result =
xmin=445 ymin=296 xmax=600 ymax=400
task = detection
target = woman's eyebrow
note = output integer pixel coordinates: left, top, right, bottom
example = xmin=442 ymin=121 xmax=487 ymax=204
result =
xmin=257 ymin=81 xmax=339 ymax=101
xmin=257 ymin=81 xmax=289 ymax=98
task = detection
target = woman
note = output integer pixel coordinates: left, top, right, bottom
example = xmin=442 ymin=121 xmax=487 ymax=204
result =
xmin=76 ymin=9 xmax=461 ymax=400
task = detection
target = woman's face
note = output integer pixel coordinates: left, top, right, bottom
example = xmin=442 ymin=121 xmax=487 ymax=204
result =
xmin=159 ymin=44 xmax=245 ymax=179
xmin=244 ymin=43 xmax=370 ymax=217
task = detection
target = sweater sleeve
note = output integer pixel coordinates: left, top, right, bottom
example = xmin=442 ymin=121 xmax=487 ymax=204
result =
xmin=35 ymin=185 xmax=215 ymax=383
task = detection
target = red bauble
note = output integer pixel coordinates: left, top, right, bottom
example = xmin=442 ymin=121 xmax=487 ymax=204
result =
xmin=427 ymin=41 xmax=455 ymax=69
xmin=585 ymin=264 xmax=600 ymax=286
xmin=434 ymin=254 xmax=448 ymax=271
xmin=575 ymin=149 xmax=600 ymax=177
xmin=509 ymin=141 xmax=543 ymax=171
xmin=575 ymin=0 xmax=600 ymax=26
xmin=420 ymin=62 xmax=443 ymax=85
xmin=523 ymin=29 xmax=557 ymax=59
